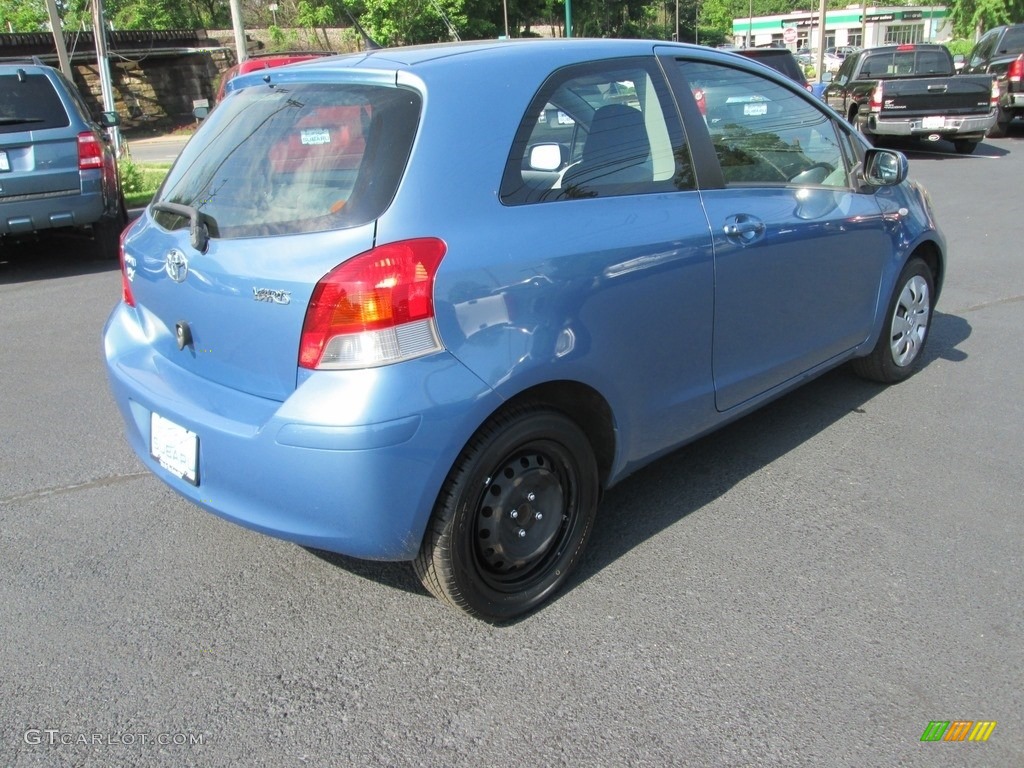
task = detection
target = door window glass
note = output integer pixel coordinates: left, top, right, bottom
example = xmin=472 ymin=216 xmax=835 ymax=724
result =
xmin=680 ymin=61 xmax=849 ymax=188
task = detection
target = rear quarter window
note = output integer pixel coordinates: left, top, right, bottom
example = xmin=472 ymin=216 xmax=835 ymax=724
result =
xmin=0 ymin=74 xmax=71 ymax=134
xmin=154 ymin=83 xmax=420 ymax=238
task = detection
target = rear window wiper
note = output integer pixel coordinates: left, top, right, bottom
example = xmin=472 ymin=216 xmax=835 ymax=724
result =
xmin=151 ymin=201 xmax=210 ymax=253
xmin=0 ymin=117 xmax=46 ymax=125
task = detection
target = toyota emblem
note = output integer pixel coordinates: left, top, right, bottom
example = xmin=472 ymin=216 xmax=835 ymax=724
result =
xmin=165 ymin=249 xmax=189 ymax=283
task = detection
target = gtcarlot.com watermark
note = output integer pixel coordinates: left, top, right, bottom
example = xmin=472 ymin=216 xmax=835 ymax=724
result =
xmin=24 ymin=729 xmax=205 ymax=747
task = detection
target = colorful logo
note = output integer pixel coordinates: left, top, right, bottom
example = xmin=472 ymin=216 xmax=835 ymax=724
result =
xmin=921 ymin=721 xmax=997 ymax=742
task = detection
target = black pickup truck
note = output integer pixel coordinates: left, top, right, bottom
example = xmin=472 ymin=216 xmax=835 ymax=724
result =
xmin=961 ymin=24 xmax=1024 ymax=137
xmin=824 ymin=43 xmax=996 ymax=154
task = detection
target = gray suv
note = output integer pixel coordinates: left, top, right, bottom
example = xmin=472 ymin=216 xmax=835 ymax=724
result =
xmin=0 ymin=61 xmax=126 ymax=258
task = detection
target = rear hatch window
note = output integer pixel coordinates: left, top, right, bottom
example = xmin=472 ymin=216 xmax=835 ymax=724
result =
xmin=0 ymin=73 xmax=70 ymax=134
xmin=153 ymin=82 xmax=421 ymax=238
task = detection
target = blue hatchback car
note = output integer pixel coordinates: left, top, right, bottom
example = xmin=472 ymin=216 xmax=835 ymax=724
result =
xmin=104 ymin=39 xmax=945 ymax=621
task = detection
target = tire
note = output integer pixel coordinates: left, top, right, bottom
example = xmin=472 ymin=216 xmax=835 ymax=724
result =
xmin=852 ymin=110 xmax=873 ymax=145
xmin=92 ymin=196 xmax=128 ymax=259
xmin=414 ymin=404 xmax=599 ymax=622
xmin=986 ymin=106 xmax=1012 ymax=139
xmin=953 ymin=139 xmax=979 ymax=155
xmin=852 ymin=257 xmax=934 ymax=384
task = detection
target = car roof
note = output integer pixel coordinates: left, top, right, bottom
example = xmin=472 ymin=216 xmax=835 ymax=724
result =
xmin=227 ymin=39 xmax=737 ymax=96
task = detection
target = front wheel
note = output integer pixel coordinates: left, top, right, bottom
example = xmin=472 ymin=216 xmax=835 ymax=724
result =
xmin=852 ymin=258 xmax=934 ymax=383
xmin=415 ymin=405 xmax=599 ymax=622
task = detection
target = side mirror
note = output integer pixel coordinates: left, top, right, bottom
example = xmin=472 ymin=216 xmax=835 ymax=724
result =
xmin=862 ymin=148 xmax=908 ymax=186
xmin=820 ymin=71 xmax=833 ymax=84
xmin=192 ymin=105 xmax=210 ymax=121
xmin=528 ymin=143 xmax=566 ymax=172
xmin=100 ymin=110 xmax=120 ymax=128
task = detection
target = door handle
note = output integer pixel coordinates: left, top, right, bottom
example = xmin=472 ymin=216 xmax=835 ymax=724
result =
xmin=723 ymin=214 xmax=765 ymax=243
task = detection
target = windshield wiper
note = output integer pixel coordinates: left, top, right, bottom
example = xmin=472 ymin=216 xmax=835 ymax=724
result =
xmin=151 ymin=201 xmax=210 ymax=253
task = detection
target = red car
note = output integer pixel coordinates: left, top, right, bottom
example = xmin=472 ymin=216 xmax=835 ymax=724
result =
xmin=215 ymin=52 xmax=335 ymax=104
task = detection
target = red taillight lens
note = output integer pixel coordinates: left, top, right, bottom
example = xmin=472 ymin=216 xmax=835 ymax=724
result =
xmin=1009 ymin=54 xmax=1024 ymax=83
xmin=869 ymin=83 xmax=884 ymax=112
xmin=119 ymin=229 xmax=135 ymax=307
xmin=692 ymin=88 xmax=706 ymax=116
xmin=77 ymin=131 xmax=104 ymax=170
xmin=299 ymin=238 xmax=447 ymax=370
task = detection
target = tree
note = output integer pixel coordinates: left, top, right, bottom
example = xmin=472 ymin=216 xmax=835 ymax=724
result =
xmin=947 ymin=0 xmax=1024 ymax=38
xmin=0 ymin=0 xmax=47 ymax=31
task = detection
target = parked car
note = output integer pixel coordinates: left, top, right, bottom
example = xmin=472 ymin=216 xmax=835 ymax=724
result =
xmin=960 ymin=23 xmax=1024 ymax=137
xmin=0 ymin=61 xmax=126 ymax=257
xmin=735 ymin=47 xmax=813 ymax=93
xmin=105 ymin=40 xmax=945 ymax=621
xmin=825 ymin=43 xmax=997 ymax=154
xmin=215 ymin=51 xmax=336 ymax=103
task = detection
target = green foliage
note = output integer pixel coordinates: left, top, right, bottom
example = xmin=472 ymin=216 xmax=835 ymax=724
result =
xmin=944 ymin=38 xmax=975 ymax=57
xmin=0 ymin=0 xmax=47 ymax=31
xmin=118 ymin=159 xmax=146 ymax=196
xmin=947 ymin=0 xmax=1024 ymax=38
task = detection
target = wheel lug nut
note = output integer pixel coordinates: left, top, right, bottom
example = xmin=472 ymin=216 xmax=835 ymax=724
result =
xmin=534 ymin=511 xmax=543 ymax=521
xmin=527 ymin=492 xmax=536 ymax=502
xmin=509 ymin=509 xmax=518 ymax=520
xmin=518 ymin=528 xmax=527 ymax=538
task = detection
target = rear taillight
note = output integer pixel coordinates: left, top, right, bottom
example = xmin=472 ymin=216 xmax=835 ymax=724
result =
xmin=692 ymin=88 xmax=706 ymax=116
xmin=992 ymin=76 xmax=1000 ymax=108
xmin=870 ymin=83 xmax=884 ymax=113
xmin=299 ymin=238 xmax=447 ymax=370
xmin=119 ymin=229 xmax=135 ymax=307
xmin=77 ymin=131 xmax=104 ymax=170
xmin=896 ymin=44 xmax=915 ymax=52
xmin=1009 ymin=54 xmax=1024 ymax=83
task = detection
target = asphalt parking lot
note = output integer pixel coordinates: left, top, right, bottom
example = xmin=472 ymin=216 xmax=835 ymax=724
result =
xmin=1 ymin=129 xmax=1022 ymax=767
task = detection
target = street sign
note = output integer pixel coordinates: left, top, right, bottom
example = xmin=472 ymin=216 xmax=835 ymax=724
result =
xmin=783 ymin=27 xmax=798 ymax=44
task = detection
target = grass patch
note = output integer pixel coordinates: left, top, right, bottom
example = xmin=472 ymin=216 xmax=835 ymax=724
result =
xmin=120 ymin=160 xmax=172 ymax=208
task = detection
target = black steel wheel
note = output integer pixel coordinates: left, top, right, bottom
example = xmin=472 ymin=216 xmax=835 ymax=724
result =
xmin=852 ymin=257 xmax=934 ymax=384
xmin=415 ymin=405 xmax=599 ymax=622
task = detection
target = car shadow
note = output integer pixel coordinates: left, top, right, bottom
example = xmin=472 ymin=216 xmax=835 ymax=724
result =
xmin=309 ymin=309 xmax=972 ymax=622
xmin=0 ymin=232 xmax=120 ymax=285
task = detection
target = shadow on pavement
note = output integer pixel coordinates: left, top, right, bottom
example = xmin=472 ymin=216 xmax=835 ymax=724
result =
xmin=305 ymin=310 xmax=973 ymax=621
xmin=0 ymin=232 xmax=120 ymax=285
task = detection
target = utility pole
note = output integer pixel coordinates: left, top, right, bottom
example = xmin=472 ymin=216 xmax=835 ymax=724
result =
xmin=229 ymin=0 xmax=248 ymax=64
xmin=91 ymin=0 xmax=121 ymax=153
xmin=565 ymin=0 xmax=572 ymax=38
xmin=44 ymin=0 xmax=74 ymax=81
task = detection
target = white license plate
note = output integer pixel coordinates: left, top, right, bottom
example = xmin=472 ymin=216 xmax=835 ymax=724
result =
xmin=0 ymin=151 xmax=9 ymax=172
xmin=150 ymin=412 xmax=199 ymax=485
xmin=921 ymin=116 xmax=945 ymax=129
xmin=744 ymin=103 xmax=768 ymax=116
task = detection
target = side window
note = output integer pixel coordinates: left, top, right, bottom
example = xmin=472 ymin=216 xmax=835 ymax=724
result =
xmin=835 ymin=56 xmax=856 ymax=85
xmin=680 ymin=61 xmax=849 ymax=188
xmin=500 ymin=60 xmax=694 ymax=205
xmin=969 ymin=30 xmax=997 ymax=69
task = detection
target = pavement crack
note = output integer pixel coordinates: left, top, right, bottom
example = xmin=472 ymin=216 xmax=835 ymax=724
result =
xmin=955 ymin=293 xmax=1024 ymax=314
xmin=0 ymin=471 xmax=151 ymax=506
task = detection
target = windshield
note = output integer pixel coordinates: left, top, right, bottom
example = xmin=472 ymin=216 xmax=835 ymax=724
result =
xmin=154 ymin=82 xmax=421 ymax=238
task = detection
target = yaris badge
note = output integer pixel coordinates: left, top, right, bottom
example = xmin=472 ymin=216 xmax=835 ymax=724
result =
xmin=165 ymin=249 xmax=189 ymax=283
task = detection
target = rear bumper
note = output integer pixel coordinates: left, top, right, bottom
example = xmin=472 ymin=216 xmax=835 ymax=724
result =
xmin=0 ymin=183 xmax=104 ymax=237
xmin=103 ymin=303 xmax=501 ymax=560
xmin=868 ymin=111 xmax=996 ymax=139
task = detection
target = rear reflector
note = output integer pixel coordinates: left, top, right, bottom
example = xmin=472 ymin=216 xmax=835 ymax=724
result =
xmin=299 ymin=238 xmax=447 ymax=370
xmin=119 ymin=229 xmax=135 ymax=307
